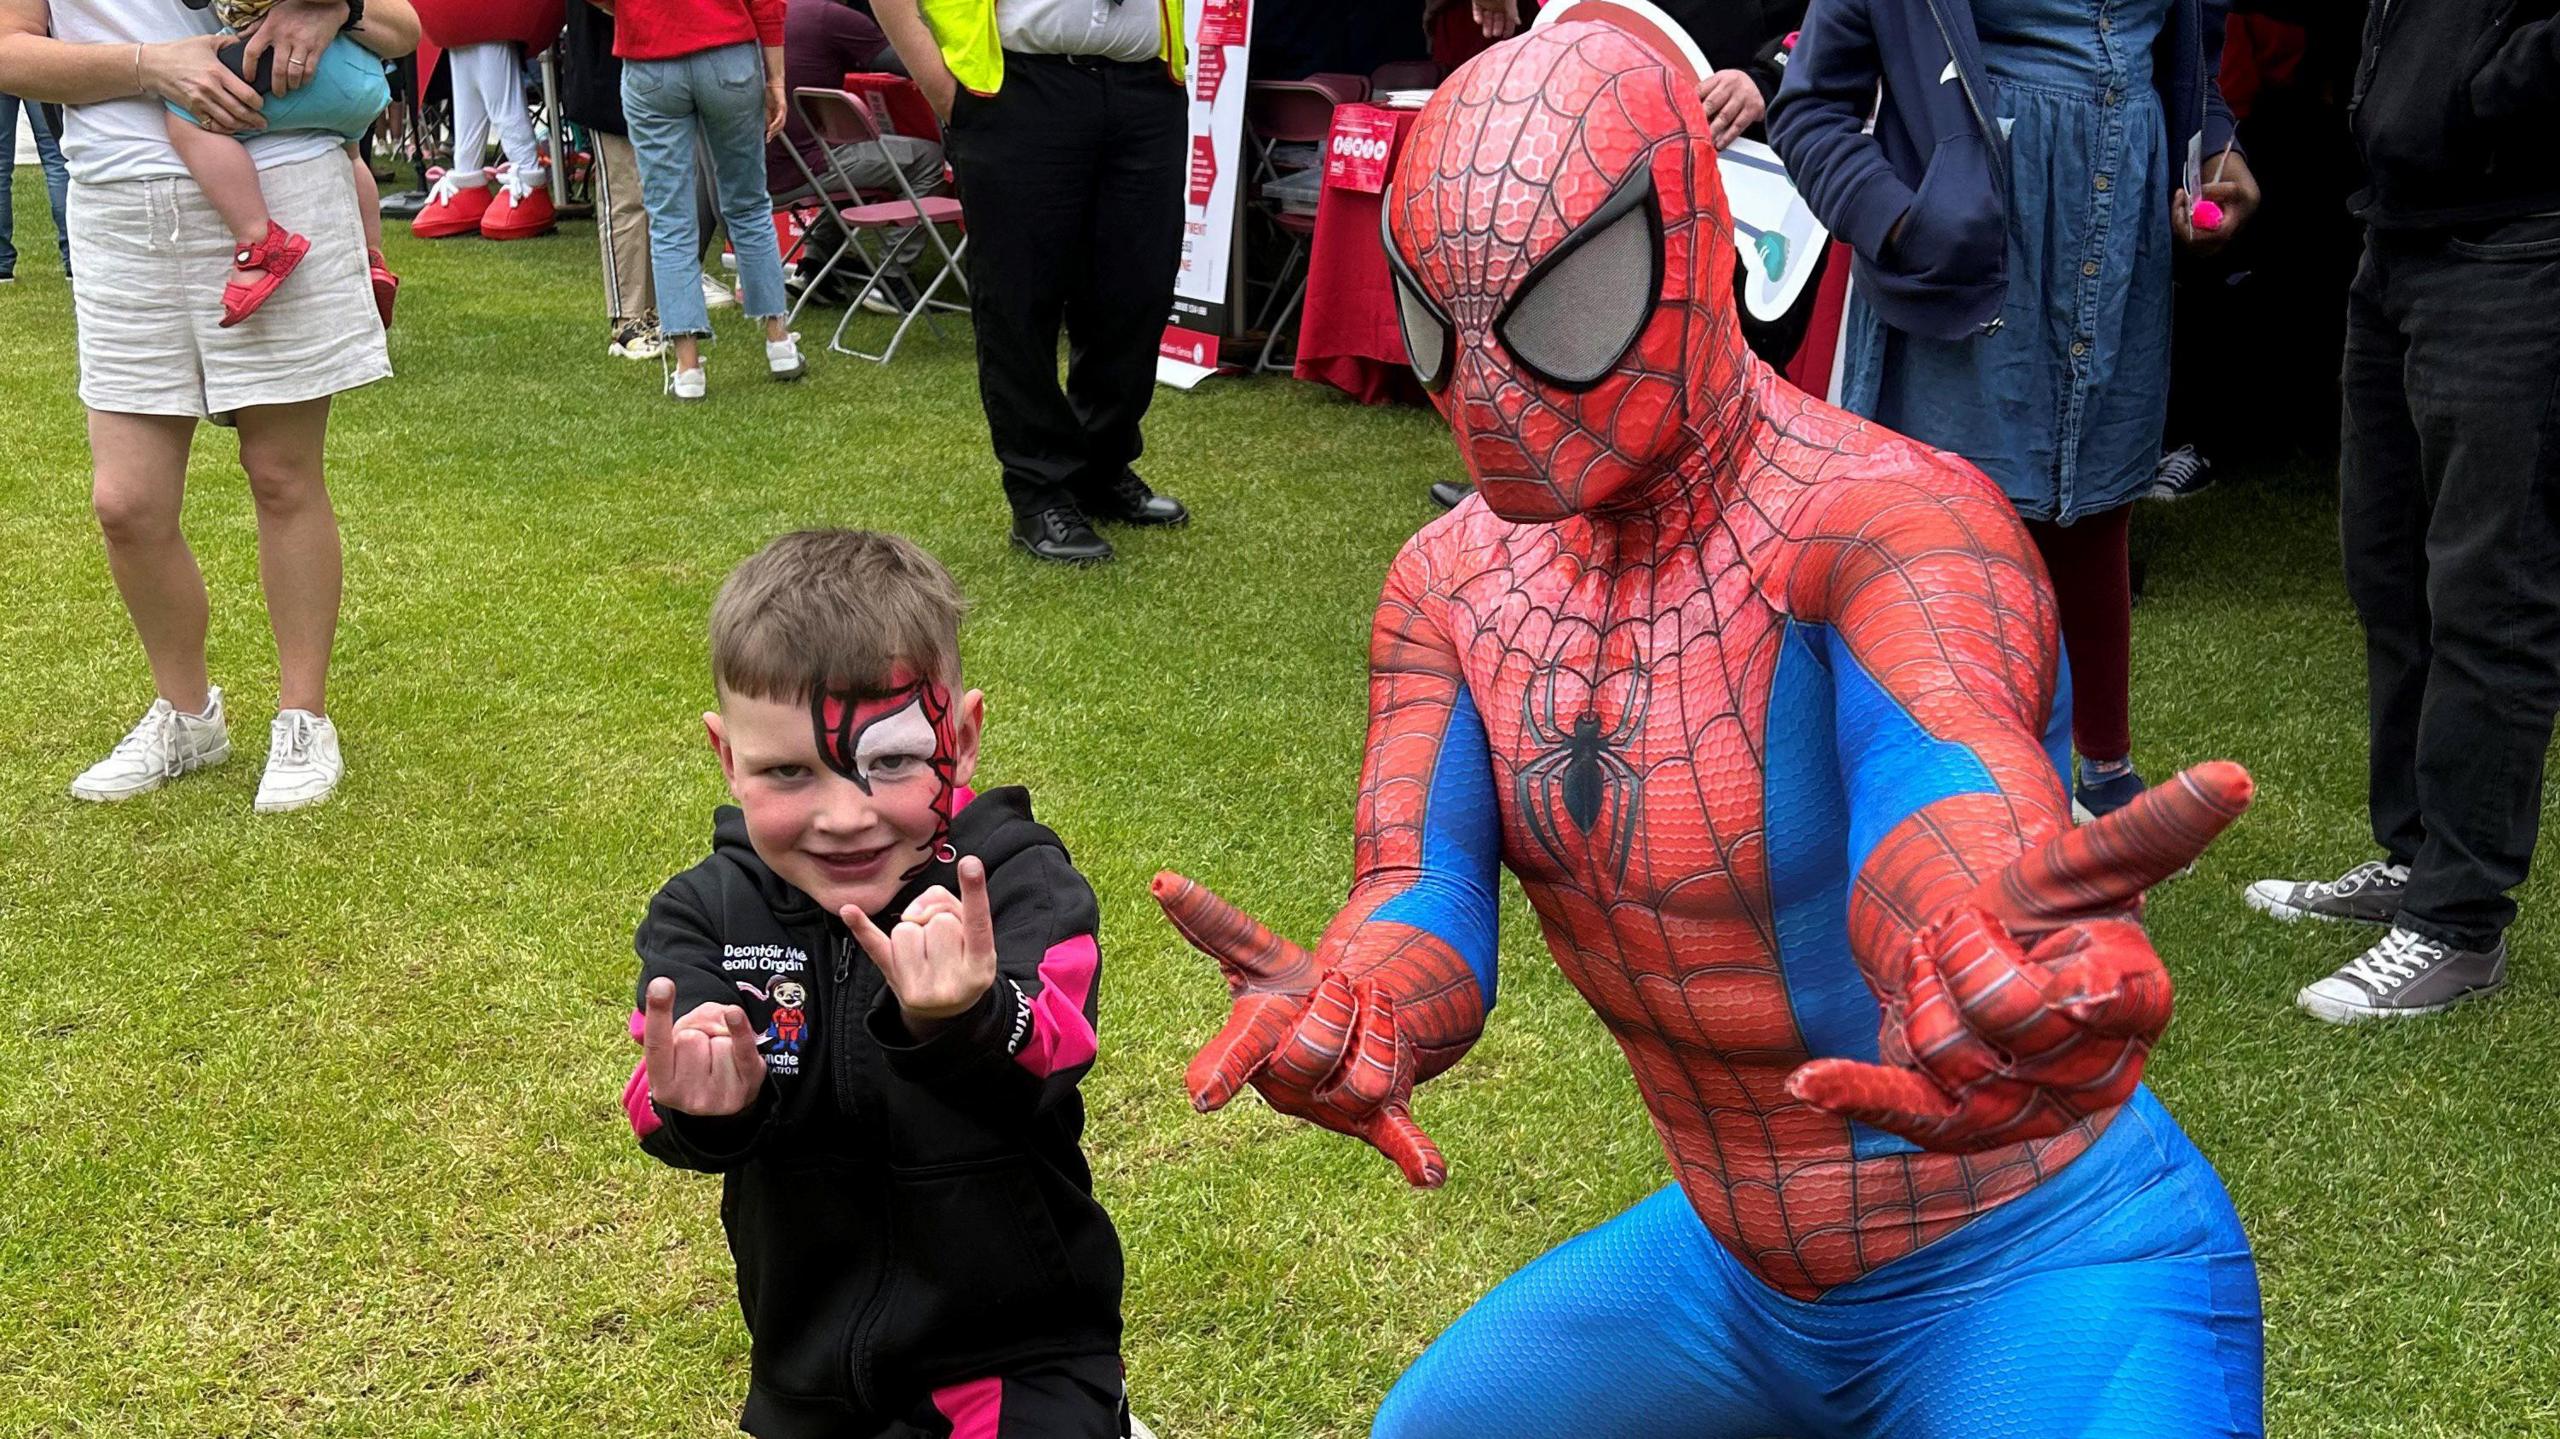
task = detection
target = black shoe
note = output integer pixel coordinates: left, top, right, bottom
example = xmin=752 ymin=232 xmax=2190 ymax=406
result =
xmin=1428 ymin=480 xmax=1472 ymax=510
xmin=1087 ymin=470 xmax=1189 ymax=527
xmin=1012 ymin=507 xmax=1115 ymax=564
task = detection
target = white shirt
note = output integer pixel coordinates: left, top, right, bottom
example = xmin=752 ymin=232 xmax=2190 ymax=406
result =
xmin=994 ymin=0 xmax=1160 ymax=63
xmin=49 ymin=0 xmax=339 ymax=185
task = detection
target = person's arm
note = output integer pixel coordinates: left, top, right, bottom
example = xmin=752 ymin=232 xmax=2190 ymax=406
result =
xmin=858 ymin=843 xmax=1107 ymax=1117
xmin=0 ymin=0 xmax=265 ymax=130
xmin=345 ymin=0 xmax=421 ymax=60
xmin=2175 ymin=0 xmax=2257 ymax=255
xmin=1781 ymin=468 xmax=2246 ymax=1151
xmin=1764 ymin=0 xmax=1912 ymax=266
xmin=2470 ymin=8 xmax=2560 ymax=123
xmin=626 ymin=878 xmax=779 ymax=1173
xmin=1155 ymin=536 xmax=1499 ymax=1189
xmin=872 ymin=0 xmax=957 ymax=120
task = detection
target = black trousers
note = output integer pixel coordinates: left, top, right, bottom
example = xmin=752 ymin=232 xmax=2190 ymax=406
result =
xmin=942 ymin=52 xmax=1186 ymax=522
xmin=2340 ymin=214 xmax=2560 ymax=949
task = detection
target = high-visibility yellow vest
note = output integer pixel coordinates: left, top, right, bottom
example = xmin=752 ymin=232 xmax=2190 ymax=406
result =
xmin=915 ymin=0 xmax=1189 ymax=95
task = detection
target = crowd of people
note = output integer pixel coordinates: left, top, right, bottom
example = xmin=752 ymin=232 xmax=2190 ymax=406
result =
xmin=2 ymin=0 xmax=2557 ymax=1437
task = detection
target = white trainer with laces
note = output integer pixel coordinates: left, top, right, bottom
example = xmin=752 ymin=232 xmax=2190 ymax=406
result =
xmin=69 ymin=688 xmax=231 ymax=802
xmin=254 ymin=709 xmax=344 ymax=814
xmin=701 ymin=272 xmax=739 ymax=310
xmin=767 ymin=332 xmax=807 ymax=381
xmin=668 ymin=365 xmax=707 ymax=401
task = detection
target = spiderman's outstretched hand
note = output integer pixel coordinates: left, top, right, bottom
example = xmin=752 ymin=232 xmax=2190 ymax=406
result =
xmin=1153 ymin=871 xmax=1449 ymax=1188
xmin=1790 ymin=762 xmax=2254 ymax=1153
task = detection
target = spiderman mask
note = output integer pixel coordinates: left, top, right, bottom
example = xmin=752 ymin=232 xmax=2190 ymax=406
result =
xmin=1384 ymin=21 xmax=1752 ymax=523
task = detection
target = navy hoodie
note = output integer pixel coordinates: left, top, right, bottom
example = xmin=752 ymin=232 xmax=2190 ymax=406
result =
xmin=1768 ymin=0 xmax=2237 ymax=341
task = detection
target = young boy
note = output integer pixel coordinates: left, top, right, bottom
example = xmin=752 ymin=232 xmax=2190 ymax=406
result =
xmin=624 ymin=529 xmax=1130 ymax=1439
xmin=164 ymin=0 xmax=398 ymax=328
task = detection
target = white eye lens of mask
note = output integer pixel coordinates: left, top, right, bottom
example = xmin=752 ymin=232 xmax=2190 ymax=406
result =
xmin=1395 ymin=273 xmax=1451 ymax=391
xmin=1496 ymin=182 xmax=1660 ymax=389
xmin=852 ymin=701 xmax=937 ymax=786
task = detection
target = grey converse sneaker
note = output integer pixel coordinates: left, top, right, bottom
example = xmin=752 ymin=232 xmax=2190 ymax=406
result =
xmin=2245 ymin=859 xmax=2407 ymax=925
xmin=2297 ymin=925 xmax=2508 ymax=1023
xmin=68 ymin=688 xmax=232 ymax=801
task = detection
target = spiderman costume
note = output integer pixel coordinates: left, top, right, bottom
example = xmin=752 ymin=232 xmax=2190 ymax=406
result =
xmin=1155 ymin=22 xmax=2264 ymax=1439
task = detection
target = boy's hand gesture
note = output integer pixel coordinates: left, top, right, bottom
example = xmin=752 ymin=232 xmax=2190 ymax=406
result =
xmin=847 ymin=855 xmax=999 ymax=1036
xmin=641 ymin=978 xmax=768 ymax=1117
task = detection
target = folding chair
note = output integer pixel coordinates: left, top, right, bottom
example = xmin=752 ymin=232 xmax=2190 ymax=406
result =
xmin=1242 ymin=80 xmax=1353 ymax=374
xmin=787 ymin=84 xmax=970 ymax=364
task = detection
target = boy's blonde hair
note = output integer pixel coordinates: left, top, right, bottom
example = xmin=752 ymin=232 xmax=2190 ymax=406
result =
xmin=709 ymin=530 xmax=966 ymax=702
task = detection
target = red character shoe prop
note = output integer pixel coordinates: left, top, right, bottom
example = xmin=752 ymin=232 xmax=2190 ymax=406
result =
xmin=367 ymin=247 xmax=400 ymax=330
xmin=217 ymin=222 xmax=313 ymax=329
xmin=480 ymin=168 xmax=556 ymax=241
xmin=411 ymin=168 xmax=493 ymax=240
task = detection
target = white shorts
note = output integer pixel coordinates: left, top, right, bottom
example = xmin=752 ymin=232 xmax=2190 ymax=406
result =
xmin=69 ymin=149 xmax=391 ymax=418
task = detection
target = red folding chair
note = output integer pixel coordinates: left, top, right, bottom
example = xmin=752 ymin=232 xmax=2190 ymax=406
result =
xmin=787 ymin=84 xmax=969 ymax=364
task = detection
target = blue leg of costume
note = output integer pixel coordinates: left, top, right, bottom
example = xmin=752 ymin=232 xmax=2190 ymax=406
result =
xmin=1374 ymin=1091 xmax=2262 ymax=1439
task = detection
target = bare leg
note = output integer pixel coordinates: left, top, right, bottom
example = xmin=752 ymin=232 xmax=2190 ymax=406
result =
xmin=165 ymin=117 xmax=278 ymax=282
xmin=674 ymin=333 xmax=702 ymax=371
xmin=234 ymin=397 xmax=341 ymax=716
xmin=347 ymin=142 xmax=383 ymax=252
xmin=89 ymin=410 xmax=214 ymax=715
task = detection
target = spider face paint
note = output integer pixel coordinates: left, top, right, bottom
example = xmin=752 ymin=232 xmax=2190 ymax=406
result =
xmin=813 ymin=673 xmax=960 ymax=878
xmin=1384 ymin=21 xmax=1751 ymax=522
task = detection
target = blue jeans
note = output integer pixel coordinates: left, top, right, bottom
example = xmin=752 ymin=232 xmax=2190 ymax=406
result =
xmin=1 ymin=91 xmax=72 ymax=275
xmin=619 ymin=43 xmax=787 ymax=339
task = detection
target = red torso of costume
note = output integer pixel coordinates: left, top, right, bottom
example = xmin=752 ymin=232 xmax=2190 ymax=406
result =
xmin=1384 ymin=377 xmax=2095 ymax=1298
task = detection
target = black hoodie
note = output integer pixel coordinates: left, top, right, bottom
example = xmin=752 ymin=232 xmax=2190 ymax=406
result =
xmin=2350 ymin=0 xmax=2560 ymax=228
xmin=630 ymin=787 xmax=1122 ymax=1439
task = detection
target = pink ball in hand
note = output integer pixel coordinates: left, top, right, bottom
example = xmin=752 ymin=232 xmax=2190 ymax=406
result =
xmin=2191 ymin=197 xmax=2226 ymax=231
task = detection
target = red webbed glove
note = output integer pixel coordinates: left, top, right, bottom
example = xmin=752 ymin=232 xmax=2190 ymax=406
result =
xmin=1153 ymin=873 xmax=1448 ymax=1188
xmin=1788 ymin=761 xmax=2254 ymax=1152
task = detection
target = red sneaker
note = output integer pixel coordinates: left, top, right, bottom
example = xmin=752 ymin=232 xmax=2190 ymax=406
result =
xmin=367 ymin=247 xmax=400 ymax=330
xmin=217 ymin=222 xmax=313 ymax=329
xmin=411 ymin=169 xmax=493 ymax=240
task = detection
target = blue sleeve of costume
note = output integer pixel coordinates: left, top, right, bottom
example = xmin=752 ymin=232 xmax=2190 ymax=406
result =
xmin=1367 ymin=683 xmax=1505 ymax=1007
xmin=1824 ymin=628 xmax=1998 ymax=880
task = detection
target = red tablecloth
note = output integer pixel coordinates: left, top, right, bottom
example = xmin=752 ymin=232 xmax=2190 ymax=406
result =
xmin=1294 ymin=104 xmax=1425 ymax=406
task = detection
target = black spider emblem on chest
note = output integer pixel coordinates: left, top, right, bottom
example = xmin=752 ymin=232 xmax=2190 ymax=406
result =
xmin=1516 ymin=662 xmax=1648 ymax=881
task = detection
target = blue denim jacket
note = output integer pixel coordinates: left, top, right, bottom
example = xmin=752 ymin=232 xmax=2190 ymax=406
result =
xmin=1768 ymin=0 xmax=2236 ymax=341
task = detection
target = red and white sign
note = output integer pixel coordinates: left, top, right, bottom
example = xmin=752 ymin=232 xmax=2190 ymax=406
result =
xmin=1324 ymin=106 xmax=1400 ymax=194
xmin=1198 ymin=0 xmax=1249 ymax=48
xmin=1161 ymin=0 xmax=1254 ymax=385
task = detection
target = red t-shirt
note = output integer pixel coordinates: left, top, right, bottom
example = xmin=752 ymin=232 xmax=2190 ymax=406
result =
xmin=611 ymin=0 xmax=786 ymax=62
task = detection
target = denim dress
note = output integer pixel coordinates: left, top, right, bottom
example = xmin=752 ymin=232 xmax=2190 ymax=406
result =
xmin=1839 ymin=0 xmax=2176 ymax=523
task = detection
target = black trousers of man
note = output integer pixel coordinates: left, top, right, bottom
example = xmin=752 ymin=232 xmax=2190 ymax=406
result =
xmin=2340 ymin=213 xmax=2560 ymax=950
xmin=942 ymin=53 xmax=1187 ymax=524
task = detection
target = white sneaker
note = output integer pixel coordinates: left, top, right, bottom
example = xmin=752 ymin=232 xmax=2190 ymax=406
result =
xmin=254 ymin=709 xmax=344 ymax=814
xmin=701 ymin=272 xmax=738 ymax=310
xmin=69 ymin=688 xmax=232 ymax=802
xmin=767 ymin=333 xmax=807 ymax=381
xmin=668 ymin=365 xmax=707 ymax=400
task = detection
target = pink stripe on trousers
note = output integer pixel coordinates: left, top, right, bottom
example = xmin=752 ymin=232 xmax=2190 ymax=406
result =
xmin=931 ymin=1375 xmax=1004 ymax=1437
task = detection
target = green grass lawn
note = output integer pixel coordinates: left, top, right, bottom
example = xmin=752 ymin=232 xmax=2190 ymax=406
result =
xmin=2 ymin=181 xmax=2555 ymax=1438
